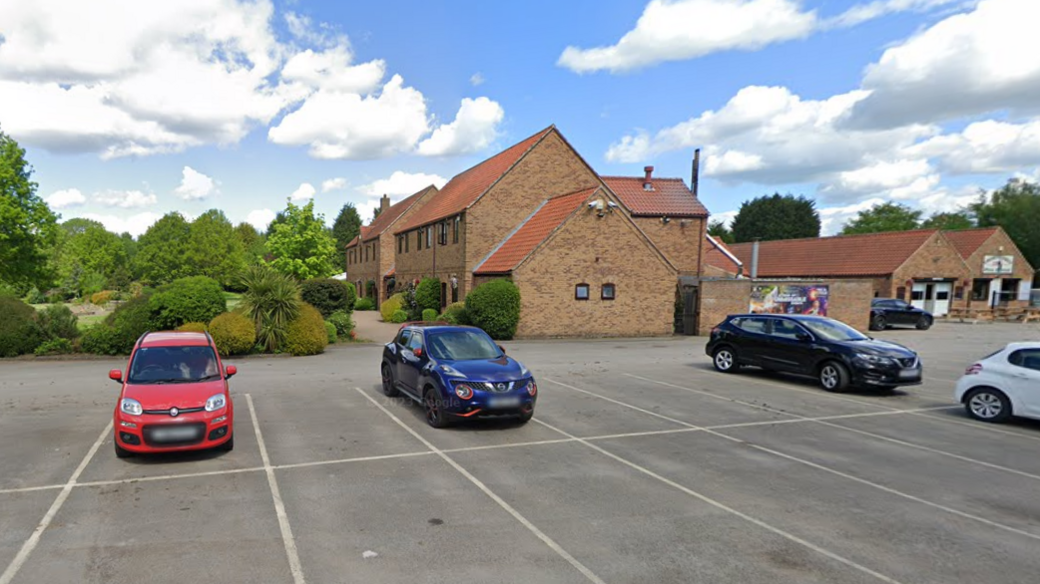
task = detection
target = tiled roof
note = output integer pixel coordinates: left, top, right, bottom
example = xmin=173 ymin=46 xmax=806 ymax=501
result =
xmin=344 ymin=228 xmax=368 ymax=249
xmin=385 ymin=265 xmax=395 ymax=278
xmin=704 ymin=235 xmax=742 ymax=275
xmin=362 ymin=186 xmax=437 ymax=242
xmin=474 ymin=188 xmax=595 ymax=274
xmin=943 ymin=227 xmax=999 ymax=259
xmin=602 ymin=176 xmax=708 ymax=217
xmin=394 ymin=127 xmax=554 ymax=234
xmin=726 ymin=229 xmax=938 ymax=277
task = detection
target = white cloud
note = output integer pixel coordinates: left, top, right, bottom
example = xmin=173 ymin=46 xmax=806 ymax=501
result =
xmin=173 ymin=166 xmax=218 ymax=200
xmin=357 ymin=171 xmax=448 ymax=197
xmin=820 ymin=159 xmax=940 ymax=201
xmin=80 ymin=212 xmax=163 ymax=237
xmin=909 ymin=119 xmax=1040 ymax=174
xmin=290 ymin=182 xmax=316 ymax=201
xmin=825 ymin=0 xmax=964 ymax=28
xmin=417 ymin=97 xmax=505 ymax=157
xmin=245 ymin=208 xmax=277 ymax=231
xmin=93 ymin=189 xmax=158 ymax=208
xmin=321 ymin=177 xmax=348 ymax=192
xmin=45 ymin=188 xmax=86 ymax=209
xmin=470 ymin=72 xmax=485 ymax=87
xmin=817 ymin=197 xmax=887 ymax=235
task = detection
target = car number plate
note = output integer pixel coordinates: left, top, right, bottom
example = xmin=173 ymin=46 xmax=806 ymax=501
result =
xmin=152 ymin=426 xmax=199 ymax=441
xmin=898 ymin=369 xmax=919 ymax=379
xmin=488 ymin=396 xmax=521 ymax=409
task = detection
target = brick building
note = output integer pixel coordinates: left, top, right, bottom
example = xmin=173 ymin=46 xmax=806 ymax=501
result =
xmin=945 ymin=227 xmax=1035 ymax=308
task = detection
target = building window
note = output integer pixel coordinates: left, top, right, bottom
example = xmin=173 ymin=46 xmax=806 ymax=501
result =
xmin=417 ymin=230 xmax=422 ymax=250
xmin=398 ymin=236 xmax=403 ymax=254
xmin=575 ymin=283 xmax=590 ymax=300
xmin=453 ymin=216 xmax=460 ymax=243
xmin=426 ymin=226 xmax=432 ymax=248
xmin=601 ymin=283 xmax=616 ymax=300
xmin=439 ymin=222 xmax=448 ymax=245
xmin=971 ymin=279 xmax=990 ymax=302
xmin=895 ymin=286 xmax=906 ymax=301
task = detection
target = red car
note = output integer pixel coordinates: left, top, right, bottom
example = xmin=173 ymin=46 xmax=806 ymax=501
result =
xmin=110 ymin=331 xmax=236 ymax=458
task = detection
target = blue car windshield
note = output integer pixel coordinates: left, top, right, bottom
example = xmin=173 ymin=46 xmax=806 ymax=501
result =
xmin=427 ymin=331 xmax=503 ymax=361
xmin=801 ymin=319 xmax=869 ymax=342
xmin=128 ymin=346 xmax=220 ymax=384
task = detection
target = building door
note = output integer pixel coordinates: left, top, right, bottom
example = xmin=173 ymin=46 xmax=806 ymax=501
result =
xmin=912 ymin=282 xmax=952 ymax=316
xmin=681 ymin=287 xmax=698 ymax=336
xmin=933 ymin=282 xmax=952 ymax=316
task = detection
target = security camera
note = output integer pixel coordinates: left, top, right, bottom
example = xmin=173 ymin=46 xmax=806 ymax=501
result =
xmin=607 ymin=201 xmax=618 ymax=209
xmin=661 ymin=216 xmax=671 ymax=224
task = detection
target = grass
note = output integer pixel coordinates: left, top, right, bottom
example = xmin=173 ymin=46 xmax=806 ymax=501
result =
xmin=76 ymin=314 xmax=106 ymax=331
xmin=224 ymin=291 xmax=242 ymax=311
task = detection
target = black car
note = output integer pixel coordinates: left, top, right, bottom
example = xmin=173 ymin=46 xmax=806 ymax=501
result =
xmin=705 ymin=314 xmax=922 ymax=392
xmin=870 ymin=298 xmax=933 ymax=331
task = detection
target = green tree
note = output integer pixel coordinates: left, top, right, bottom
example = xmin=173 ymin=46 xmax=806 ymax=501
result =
xmin=134 ymin=212 xmax=192 ymax=285
xmin=730 ymin=194 xmax=820 ymax=243
xmin=921 ymin=211 xmax=974 ymax=231
xmin=186 ymin=210 xmax=247 ymax=288
xmin=235 ymin=222 xmax=266 ymax=261
xmin=265 ymin=199 xmax=337 ymax=280
xmin=0 ymin=127 xmax=57 ymax=290
xmin=971 ymin=178 xmax=1040 ymax=269
xmin=331 ymin=203 xmax=362 ymax=271
xmin=707 ymin=219 xmax=734 ymax=244
xmin=371 ymin=205 xmax=383 ymax=222
xmin=841 ymin=202 xmax=922 ymax=235
xmin=53 ymin=218 xmax=128 ymax=295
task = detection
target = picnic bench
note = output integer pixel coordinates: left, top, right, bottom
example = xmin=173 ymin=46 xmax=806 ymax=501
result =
xmin=949 ymin=306 xmax=1040 ymax=324
xmin=947 ymin=307 xmax=992 ymax=324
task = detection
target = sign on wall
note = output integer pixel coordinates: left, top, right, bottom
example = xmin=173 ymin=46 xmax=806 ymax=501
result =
xmin=982 ymin=255 xmax=1014 ymax=275
xmin=750 ymin=284 xmax=829 ymax=316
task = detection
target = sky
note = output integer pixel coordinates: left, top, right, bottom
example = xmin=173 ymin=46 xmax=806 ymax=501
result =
xmin=2 ymin=0 xmax=1038 ymax=237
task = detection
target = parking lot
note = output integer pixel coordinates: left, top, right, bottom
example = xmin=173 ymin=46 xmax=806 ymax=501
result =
xmin=2 ymin=322 xmax=1040 ymax=584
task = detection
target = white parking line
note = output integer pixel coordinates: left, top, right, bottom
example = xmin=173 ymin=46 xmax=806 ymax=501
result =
xmin=355 ymin=387 xmax=608 ymax=584
xmin=246 ymin=394 xmax=306 ymax=584
xmin=0 ymin=484 xmax=65 ymax=495
xmin=0 ymin=421 xmax=111 ymax=584
xmin=531 ymin=417 xmax=905 ymax=584
xmin=546 ymin=378 xmax=1040 ymax=543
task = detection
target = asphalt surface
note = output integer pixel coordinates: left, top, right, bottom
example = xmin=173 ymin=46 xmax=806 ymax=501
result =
xmin=2 ymin=322 xmax=1040 ymax=584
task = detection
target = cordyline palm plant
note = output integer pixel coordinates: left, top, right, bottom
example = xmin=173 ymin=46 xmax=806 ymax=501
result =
xmin=238 ymin=264 xmax=301 ymax=352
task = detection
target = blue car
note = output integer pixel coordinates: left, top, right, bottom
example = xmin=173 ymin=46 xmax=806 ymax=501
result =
xmin=380 ymin=324 xmax=537 ymax=427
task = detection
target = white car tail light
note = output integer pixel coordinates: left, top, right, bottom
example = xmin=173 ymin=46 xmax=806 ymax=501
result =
xmin=965 ymin=363 xmax=982 ymax=375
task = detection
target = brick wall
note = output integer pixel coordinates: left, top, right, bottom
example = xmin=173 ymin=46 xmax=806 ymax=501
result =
xmin=394 ymin=215 xmax=467 ymax=307
xmin=346 ymin=239 xmax=380 ymax=299
xmin=631 ymin=217 xmax=707 ymax=274
xmin=697 ymin=279 xmax=874 ymax=335
xmin=962 ymin=230 xmax=1035 ymax=309
xmin=513 ymin=202 xmax=675 ymax=338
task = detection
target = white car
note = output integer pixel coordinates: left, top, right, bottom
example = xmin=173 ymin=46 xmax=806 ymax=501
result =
xmin=955 ymin=342 xmax=1040 ymax=423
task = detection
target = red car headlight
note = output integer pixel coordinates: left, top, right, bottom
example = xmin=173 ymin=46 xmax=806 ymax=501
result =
xmin=454 ymin=384 xmax=474 ymax=399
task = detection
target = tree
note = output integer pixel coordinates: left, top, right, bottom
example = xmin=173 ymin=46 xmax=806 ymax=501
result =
xmin=971 ymin=178 xmax=1040 ymax=269
xmin=707 ymin=219 xmax=734 ymax=244
xmin=841 ymin=202 xmax=922 ymax=235
xmin=53 ymin=218 xmax=129 ymax=295
xmin=371 ymin=205 xmax=383 ymax=222
xmin=134 ymin=212 xmax=192 ymax=285
xmin=331 ymin=203 xmax=362 ymax=271
xmin=265 ymin=199 xmax=337 ymax=280
xmin=921 ymin=211 xmax=974 ymax=231
xmin=234 ymin=222 xmax=265 ymax=261
xmin=730 ymin=194 xmax=820 ymax=243
xmin=185 ymin=210 xmax=247 ymax=288
xmin=0 ymin=127 xmax=57 ymax=290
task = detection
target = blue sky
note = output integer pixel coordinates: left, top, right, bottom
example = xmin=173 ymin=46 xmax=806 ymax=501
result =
xmin=2 ymin=0 xmax=1036 ymax=236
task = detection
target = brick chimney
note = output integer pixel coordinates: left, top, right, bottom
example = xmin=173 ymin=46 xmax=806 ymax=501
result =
xmin=380 ymin=194 xmax=390 ymax=213
xmin=643 ymin=166 xmax=654 ymax=191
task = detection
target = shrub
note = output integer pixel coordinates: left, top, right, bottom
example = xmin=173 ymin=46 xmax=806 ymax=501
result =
xmin=401 ymin=283 xmax=422 ymax=320
xmin=35 ymin=304 xmax=80 ymax=340
xmin=209 ymin=312 xmax=256 ymax=356
xmin=176 ymin=322 xmax=208 ymax=333
xmin=46 ymin=292 xmax=65 ymax=304
xmin=390 ymin=309 xmax=409 ymax=324
xmin=282 ymin=303 xmax=328 ymax=356
xmin=325 ymin=321 xmax=337 ymax=343
xmin=34 ymin=338 xmax=73 ymax=356
xmin=465 ymin=279 xmax=521 ymax=340
xmin=301 ymin=278 xmax=354 ymax=318
xmin=380 ymin=293 xmax=404 ymax=322
xmin=25 ymin=287 xmax=46 ymax=304
xmin=90 ymin=290 xmax=117 ymax=305
xmin=148 ymin=276 xmax=227 ymax=331
xmin=0 ymin=296 xmax=43 ymax=357
xmin=354 ymin=297 xmax=376 ymax=311
xmin=365 ymin=279 xmax=376 ymax=298
xmin=129 ymin=282 xmax=145 ymax=297
xmin=238 ymin=265 xmax=301 ymax=352
xmin=327 ymin=310 xmax=354 ymax=338
xmin=81 ymin=295 xmax=152 ymax=355
xmin=438 ymin=302 xmax=469 ymax=325
xmin=422 ymin=308 xmax=438 ymax=322
xmin=415 ymin=277 xmax=441 ymax=314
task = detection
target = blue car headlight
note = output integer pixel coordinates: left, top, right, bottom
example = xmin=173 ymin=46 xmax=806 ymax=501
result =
xmin=854 ymin=353 xmax=895 ymax=366
xmin=438 ymin=364 xmax=466 ymax=378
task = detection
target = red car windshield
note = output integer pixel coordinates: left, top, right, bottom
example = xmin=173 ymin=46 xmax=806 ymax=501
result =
xmin=128 ymin=346 xmax=220 ymax=384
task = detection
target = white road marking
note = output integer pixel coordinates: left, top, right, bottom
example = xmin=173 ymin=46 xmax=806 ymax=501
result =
xmin=355 ymin=387 xmax=608 ymax=584
xmin=0 ymin=421 xmax=111 ymax=584
xmin=247 ymin=394 xmax=306 ymax=584
xmin=546 ymin=378 xmax=1040 ymax=543
xmin=531 ymin=417 xmax=905 ymax=584
xmin=0 ymin=484 xmax=65 ymax=495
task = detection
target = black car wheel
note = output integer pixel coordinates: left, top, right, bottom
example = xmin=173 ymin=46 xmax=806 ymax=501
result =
xmin=819 ymin=361 xmax=850 ymax=392
xmin=381 ymin=363 xmax=399 ymax=397
xmin=916 ymin=316 xmax=932 ymax=330
xmin=712 ymin=347 xmax=739 ymax=373
xmin=965 ymin=387 xmax=1012 ymax=423
xmin=870 ymin=314 xmax=887 ymax=331
xmin=424 ymin=388 xmax=449 ymax=428
xmin=114 ymin=440 xmax=133 ymax=459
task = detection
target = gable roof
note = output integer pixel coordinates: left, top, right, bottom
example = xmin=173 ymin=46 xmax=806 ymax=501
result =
xmin=344 ymin=227 xmax=369 ymax=249
xmin=601 ymin=176 xmax=708 ymax=217
xmin=395 ymin=126 xmax=554 ymax=234
xmin=942 ymin=227 xmax=1000 ymax=259
xmin=726 ymin=229 xmax=939 ymax=277
xmin=361 ymin=186 xmax=437 ymax=242
xmin=474 ymin=188 xmax=597 ymax=274
xmin=705 ymin=234 xmax=743 ymax=276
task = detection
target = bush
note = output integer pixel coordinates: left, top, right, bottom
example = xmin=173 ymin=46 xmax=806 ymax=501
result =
xmin=354 ymin=297 xmax=376 ymax=311
xmin=0 ymin=296 xmax=43 ymax=357
xmin=438 ymin=302 xmax=469 ymax=325
xmin=390 ymin=309 xmax=409 ymax=324
xmin=301 ymin=278 xmax=354 ymax=318
xmin=25 ymin=287 xmax=46 ymax=304
xmin=81 ymin=295 xmax=153 ymax=355
xmin=34 ymin=338 xmax=73 ymax=356
xmin=239 ymin=265 xmax=301 ymax=352
xmin=35 ymin=304 xmax=80 ymax=340
xmin=422 ymin=308 xmax=438 ymax=322
xmin=176 ymin=322 xmax=208 ymax=333
xmin=326 ymin=311 xmax=354 ymax=338
xmin=465 ymin=279 xmax=521 ymax=340
xmin=209 ymin=312 xmax=256 ymax=356
xmin=415 ymin=277 xmax=441 ymax=314
xmin=325 ymin=321 xmax=337 ymax=343
xmin=282 ymin=303 xmax=328 ymax=356
xmin=380 ymin=293 xmax=404 ymax=322
xmin=46 ymin=292 xmax=65 ymax=304
xmin=90 ymin=290 xmax=117 ymax=305
xmin=148 ymin=276 xmax=227 ymax=331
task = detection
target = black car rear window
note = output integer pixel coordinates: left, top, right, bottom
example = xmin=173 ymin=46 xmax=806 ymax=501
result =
xmin=736 ymin=318 xmax=769 ymax=334
xmin=128 ymin=346 xmax=220 ymax=384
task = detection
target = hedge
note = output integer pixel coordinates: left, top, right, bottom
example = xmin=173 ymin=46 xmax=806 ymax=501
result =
xmin=35 ymin=338 xmax=73 ymax=356
xmin=301 ymin=278 xmax=355 ymax=318
xmin=209 ymin=312 xmax=256 ymax=356
xmin=35 ymin=304 xmax=80 ymax=341
xmin=176 ymin=322 xmax=208 ymax=333
xmin=282 ymin=303 xmax=328 ymax=356
xmin=390 ymin=309 xmax=409 ymax=324
xmin=148 ymin=276 xmax=226 ymax=331
xmin=465 ymin=279 xmax=521 ymax=340
xmin=415 ymin=277 xmax=441 ymax=314
xmin=438 ymin=302 xmax=469 ymax=326
xmin=324 ymin=321 xmax=337 ymax=343
xmin=326 ymin=311 xmax=354 ymax=338
xmin=381 ymin=293 xmax=404 ymax=322
xmin=354 ymin=297 xmax=375 ymax=311
xmin=0 ymin=296 xmax=43 ymax=357
xmin=81 ymin=295 xmax=153 ymax=355
xmin=422 ymin=308 xmax=438 ymax=322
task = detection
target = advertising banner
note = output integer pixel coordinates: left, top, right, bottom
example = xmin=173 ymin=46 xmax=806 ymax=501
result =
xmin=982 ymin=255 xmax=1014 ymax=275
xmin=750 ymin=284 xmax=829 ymax=316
